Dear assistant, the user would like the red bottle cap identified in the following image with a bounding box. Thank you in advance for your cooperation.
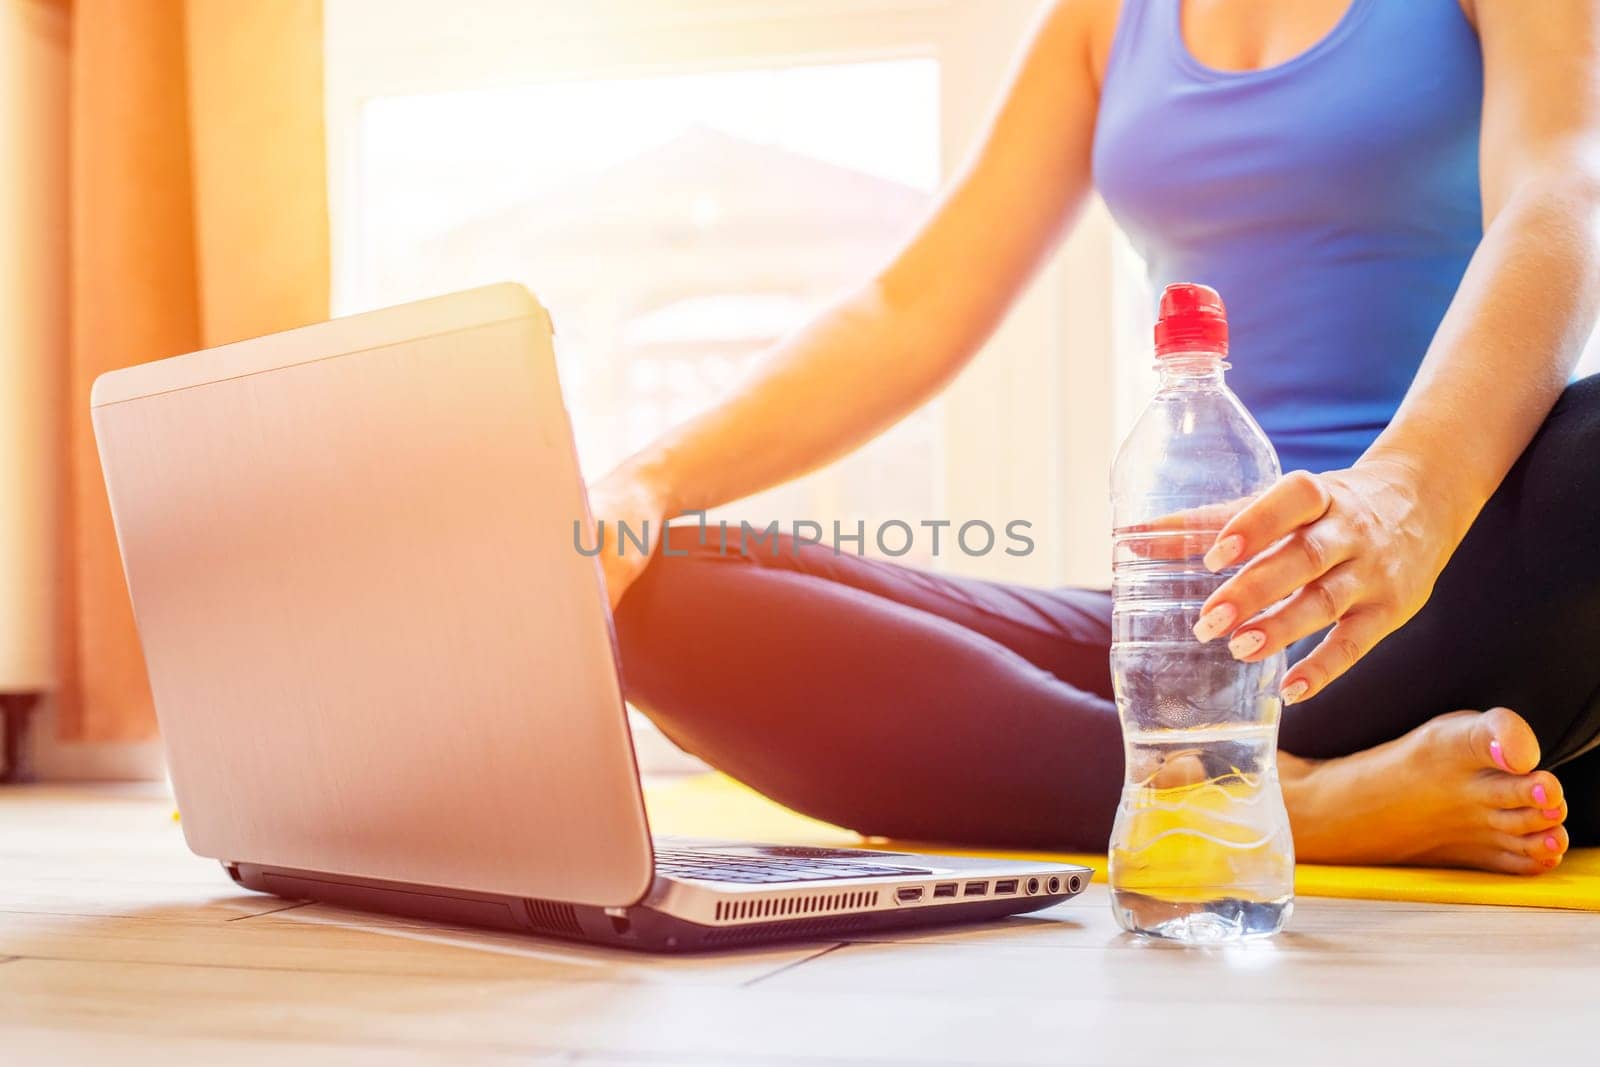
[1154,283,1228,357]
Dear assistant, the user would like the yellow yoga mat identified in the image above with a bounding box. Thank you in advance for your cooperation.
[645,773,1600,912]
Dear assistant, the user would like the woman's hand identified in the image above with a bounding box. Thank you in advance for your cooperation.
[1189,457,1471,705]
[585,465,671,609]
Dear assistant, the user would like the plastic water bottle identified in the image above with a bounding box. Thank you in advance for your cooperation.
[1108,283,1294,942]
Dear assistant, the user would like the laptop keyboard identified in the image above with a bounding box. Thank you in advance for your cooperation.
[655,847,934,884]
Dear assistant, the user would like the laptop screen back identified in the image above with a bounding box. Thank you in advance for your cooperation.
[91,285,653,906]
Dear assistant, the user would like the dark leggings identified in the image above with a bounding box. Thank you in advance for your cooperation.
[615,376,1600,850]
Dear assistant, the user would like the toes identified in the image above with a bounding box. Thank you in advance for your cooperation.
[1526,770,1565,814]
[1481,850,1549,876]
[1496,826,1569,868]
[1542,825,1571,863]
[1474,707,1541,773]
[1479,768,1566,812]
[1489,805,1566,835]
[1449,843,1548,875]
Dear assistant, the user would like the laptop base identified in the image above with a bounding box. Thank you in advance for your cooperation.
[228,861,1078,953]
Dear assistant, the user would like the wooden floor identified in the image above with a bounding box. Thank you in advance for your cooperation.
[4,785,1599,1066]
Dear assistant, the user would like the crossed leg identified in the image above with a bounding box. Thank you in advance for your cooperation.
[614,380,1600,870]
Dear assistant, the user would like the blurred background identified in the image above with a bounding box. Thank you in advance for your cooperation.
[5,0,1597,780]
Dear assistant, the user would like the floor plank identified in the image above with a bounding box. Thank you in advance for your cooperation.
[761,926,1600,1005]
[2,954,1584,1066]
[4,783,1599,1066]
[0,1023,577,1066]
[0,911,833,985]
[857,885,1600,956]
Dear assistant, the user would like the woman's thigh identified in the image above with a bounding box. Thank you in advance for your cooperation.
[613,528,1123,849]
[705,530,1115,695]
[1281,375,1600,767]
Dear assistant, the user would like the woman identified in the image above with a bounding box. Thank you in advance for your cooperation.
[592,0,1600,874]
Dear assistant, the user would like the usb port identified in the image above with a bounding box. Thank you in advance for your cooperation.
[932,882,958,899]
[963,881,988,897]
[896,886,925,903]
[993,879,1019,895]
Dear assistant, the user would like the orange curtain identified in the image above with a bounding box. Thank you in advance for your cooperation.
[61,0,330,741]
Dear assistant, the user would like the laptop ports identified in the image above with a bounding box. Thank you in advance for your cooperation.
[896,886,926,903]
[963,881,988,897]
[993,879,1019,895]
[933,882,958,899]
[1047,876,1061,894]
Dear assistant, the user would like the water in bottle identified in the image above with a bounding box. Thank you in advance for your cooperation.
[1108,283,1294,942]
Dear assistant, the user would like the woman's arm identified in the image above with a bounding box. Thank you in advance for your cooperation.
[591,0,1103,602]
[1369,0,1600,522]
[1194,0,1600,704]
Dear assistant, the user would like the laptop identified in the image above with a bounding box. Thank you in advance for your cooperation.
[91,283,1090,951]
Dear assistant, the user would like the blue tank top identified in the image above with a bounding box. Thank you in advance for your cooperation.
[1093,0,1484,473]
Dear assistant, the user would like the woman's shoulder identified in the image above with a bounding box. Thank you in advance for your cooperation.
[1033,0,1126,91]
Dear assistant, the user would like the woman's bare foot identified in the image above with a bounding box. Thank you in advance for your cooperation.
[1280,707,1569,874]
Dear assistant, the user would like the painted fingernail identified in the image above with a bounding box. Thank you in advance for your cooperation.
[1543,858,1558,869]
[1545,835,1560,853]
[1281,680,1310,705]
[1533,784,1548,806]
[1192,603,1237,643]
[1543,808,1563,820]
[1227,629,1265,659]
[1489,738,1510,771]
[1204,535,1244,572]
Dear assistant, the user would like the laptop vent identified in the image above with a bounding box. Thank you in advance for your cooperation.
[524,897,584,937]
[702,912,882,946]
[713,889,879,923]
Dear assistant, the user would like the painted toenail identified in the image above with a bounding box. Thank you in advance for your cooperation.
[1543,808,1562,820]
[1489,738,1510,771]
[1545,835,1559,852]
[1543,858,1557,869]
[1533,784,1548,806]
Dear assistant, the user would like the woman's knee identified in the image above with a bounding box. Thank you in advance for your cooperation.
[1491,373,1600,538]
[1538,372,1600,461]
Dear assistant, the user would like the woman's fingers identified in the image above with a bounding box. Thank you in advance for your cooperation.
[1121,527,1212,562]
[1219,562,1362,662]
[1195,517,1351,641]
[1140,497,1254,533]
[1203,471,1333,572]
[1126,497,1254,561]
[1282,609,1391,704]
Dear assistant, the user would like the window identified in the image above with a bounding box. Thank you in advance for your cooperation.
[342,59,946,560]
[325,0,1123,587]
